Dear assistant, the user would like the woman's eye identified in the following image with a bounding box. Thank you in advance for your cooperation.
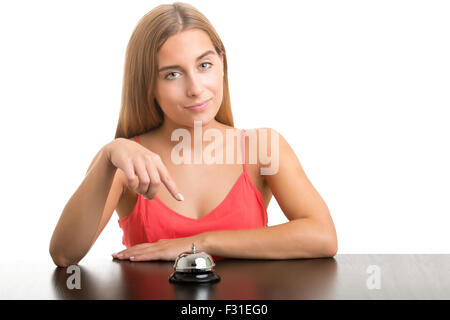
[165,72,179,80]
[200,62,212,70]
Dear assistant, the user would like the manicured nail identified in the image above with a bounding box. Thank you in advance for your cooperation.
[176,193,184,201]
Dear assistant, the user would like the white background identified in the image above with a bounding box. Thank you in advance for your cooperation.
[1,0,449,265]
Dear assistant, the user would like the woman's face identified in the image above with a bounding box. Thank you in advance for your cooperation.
[154,29,224,128]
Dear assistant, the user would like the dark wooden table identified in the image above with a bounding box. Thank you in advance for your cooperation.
[1,255,449,299]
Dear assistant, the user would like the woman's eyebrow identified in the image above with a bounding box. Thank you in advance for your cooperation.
[158,50,215,73]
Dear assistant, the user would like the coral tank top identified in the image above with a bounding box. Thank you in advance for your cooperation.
[117,129,268,260]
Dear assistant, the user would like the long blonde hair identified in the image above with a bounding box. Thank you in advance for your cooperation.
[114,2,234,139]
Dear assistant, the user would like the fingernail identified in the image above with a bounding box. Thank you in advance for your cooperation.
[176,193,184,201]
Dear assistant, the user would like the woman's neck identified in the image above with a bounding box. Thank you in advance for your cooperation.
[157,118,230,146]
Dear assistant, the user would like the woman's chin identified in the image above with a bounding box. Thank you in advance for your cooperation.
[185,111,217,125]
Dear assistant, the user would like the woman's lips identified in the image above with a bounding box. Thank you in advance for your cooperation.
[184,98,211,111]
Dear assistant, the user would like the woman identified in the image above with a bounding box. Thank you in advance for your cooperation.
[49,2,337,267]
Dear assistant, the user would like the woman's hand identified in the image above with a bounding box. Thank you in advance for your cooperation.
[111,236,201,261]
[104,138,183,201]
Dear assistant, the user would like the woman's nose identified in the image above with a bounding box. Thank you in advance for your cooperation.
[186,74,204,97]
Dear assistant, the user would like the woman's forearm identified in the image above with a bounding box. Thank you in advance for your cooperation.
[200,218,337,259]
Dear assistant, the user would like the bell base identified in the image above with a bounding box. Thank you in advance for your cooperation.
[169,271,221,284]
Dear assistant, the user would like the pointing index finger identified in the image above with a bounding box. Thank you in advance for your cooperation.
[156,164,184,201]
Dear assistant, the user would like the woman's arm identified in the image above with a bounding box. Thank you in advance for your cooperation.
[200,128,338,259]
[200,219,336,259]
[49,146,124,267]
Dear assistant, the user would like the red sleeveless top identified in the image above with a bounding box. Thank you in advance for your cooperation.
[117,129,268,259]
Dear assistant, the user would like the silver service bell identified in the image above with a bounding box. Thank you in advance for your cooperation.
[168,243,221,283]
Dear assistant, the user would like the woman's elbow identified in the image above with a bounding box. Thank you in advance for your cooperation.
[323,220,338,257]
[325,235,338,257]
[314,232,338,258]
[49,248,80,268]
[50,254,70,268]
[327,241,338,257]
